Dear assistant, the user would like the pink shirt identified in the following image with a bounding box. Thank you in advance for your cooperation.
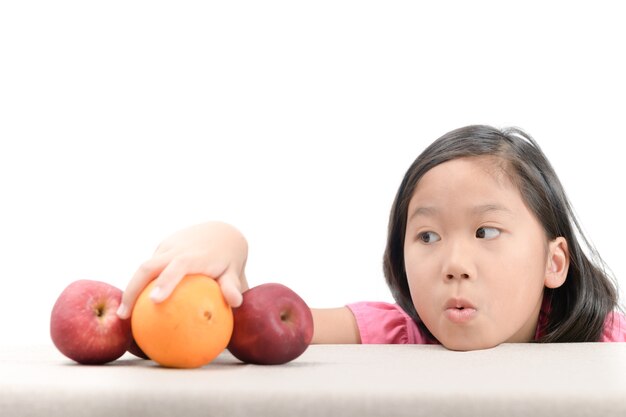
[346,301,626,344]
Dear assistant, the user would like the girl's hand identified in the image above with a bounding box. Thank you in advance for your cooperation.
[116,221,249,319]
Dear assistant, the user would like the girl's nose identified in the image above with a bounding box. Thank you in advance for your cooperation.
[446,272,471,280]
[443,241,474,281]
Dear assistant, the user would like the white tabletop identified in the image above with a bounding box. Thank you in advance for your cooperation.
[1,343,625,417]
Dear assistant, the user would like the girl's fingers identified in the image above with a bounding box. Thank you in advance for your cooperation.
[148,253,229,303]
[117,253,171,319]
[217,270,244,308]
[118,250,243,320]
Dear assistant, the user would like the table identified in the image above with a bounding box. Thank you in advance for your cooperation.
[1,343,625,417]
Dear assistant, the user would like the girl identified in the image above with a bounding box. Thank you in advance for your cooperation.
[116,125,625,350]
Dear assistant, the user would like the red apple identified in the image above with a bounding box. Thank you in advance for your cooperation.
[126,317,150,359]
[227,283,314,365]
[127,336,150,360]
[50,280,132,364]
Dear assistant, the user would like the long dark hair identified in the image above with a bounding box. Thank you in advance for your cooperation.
[383,125,619,342]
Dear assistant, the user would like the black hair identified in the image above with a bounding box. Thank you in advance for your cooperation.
[383,125,619,342]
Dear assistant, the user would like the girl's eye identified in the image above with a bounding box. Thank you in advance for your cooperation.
[476,227,500,239]
[418,231,441,244]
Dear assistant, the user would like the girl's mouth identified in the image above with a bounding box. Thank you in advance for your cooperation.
[444,307,478,324]
[444,298,478,324]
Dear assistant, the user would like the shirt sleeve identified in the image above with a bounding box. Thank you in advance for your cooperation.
[600,311,626,342]
[346,301,434,344]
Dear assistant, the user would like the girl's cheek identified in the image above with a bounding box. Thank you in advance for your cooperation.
[405,262,432,291]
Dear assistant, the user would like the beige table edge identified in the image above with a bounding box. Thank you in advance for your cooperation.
[2,343,625,417]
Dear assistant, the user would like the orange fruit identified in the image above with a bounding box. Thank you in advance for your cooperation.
[131,274,233,368]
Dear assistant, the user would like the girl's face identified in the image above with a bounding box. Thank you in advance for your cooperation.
[404,156,566,350]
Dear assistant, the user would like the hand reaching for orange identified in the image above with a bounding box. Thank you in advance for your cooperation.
[117,222,249,320]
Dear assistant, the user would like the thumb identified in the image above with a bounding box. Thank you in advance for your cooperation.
[217,270,244,308]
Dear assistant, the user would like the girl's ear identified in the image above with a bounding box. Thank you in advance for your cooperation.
[544,237,569,289]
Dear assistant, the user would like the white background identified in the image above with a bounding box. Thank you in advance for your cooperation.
[1,1,624,346]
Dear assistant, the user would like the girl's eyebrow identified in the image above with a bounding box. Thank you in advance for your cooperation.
[409,206,438,220]
[471,204,513,216]
[409,204,512,221]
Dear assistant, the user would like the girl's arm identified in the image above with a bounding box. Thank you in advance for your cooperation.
[311,307,361,344]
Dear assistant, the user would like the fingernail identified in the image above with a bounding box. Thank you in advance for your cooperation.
[117,304,129,318]
[150,286,162,302]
